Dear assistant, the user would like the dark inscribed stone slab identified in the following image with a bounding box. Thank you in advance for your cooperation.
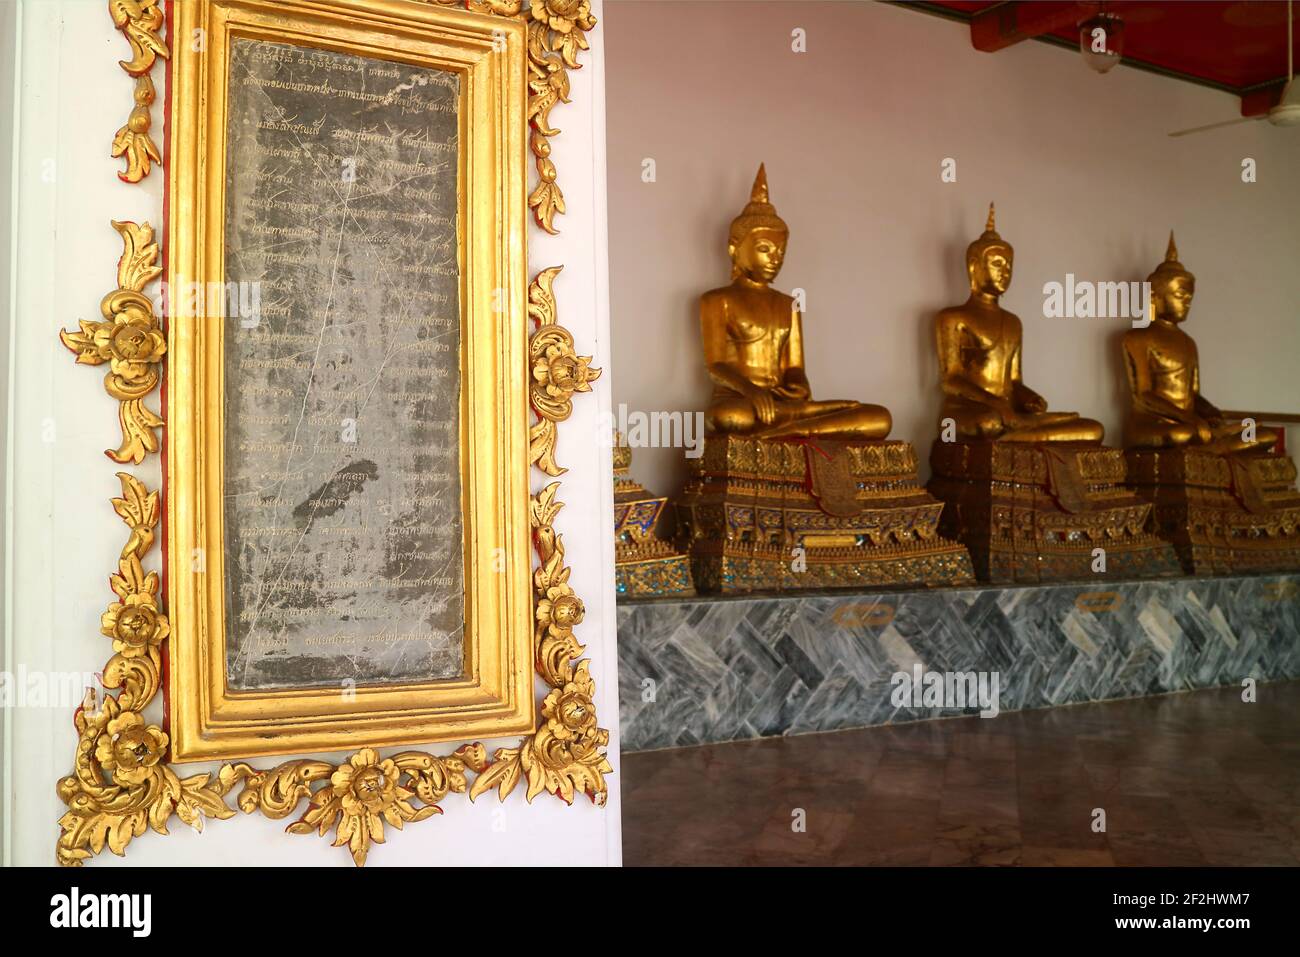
[221,38,464,691]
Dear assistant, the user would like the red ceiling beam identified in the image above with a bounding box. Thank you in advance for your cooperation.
[971,1,1100,53]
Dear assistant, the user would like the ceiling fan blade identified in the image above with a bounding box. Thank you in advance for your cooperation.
[1167,116,1265,137]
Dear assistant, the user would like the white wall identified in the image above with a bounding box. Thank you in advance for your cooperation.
[3,0,620,867]
[0,0,19,867]
[605,0,1300,497]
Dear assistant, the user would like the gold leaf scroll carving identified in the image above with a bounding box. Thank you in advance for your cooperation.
[59,220,166,465]
[470,482,612,805]
[528,265,601,475]
[56,474,238,866]
[108,0,168,183]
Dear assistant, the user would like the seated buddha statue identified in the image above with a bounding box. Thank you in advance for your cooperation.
[1122,233,1278,454]
[935,204,1104,444]
[700,164,891,441]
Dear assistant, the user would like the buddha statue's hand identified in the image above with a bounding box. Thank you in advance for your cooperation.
[1012,383,1047,414]
[773,378,810,401]
[1197,403,1225,428]
[746,386,779,426]
[1175,411,1216,444]
[993,397,1025,424]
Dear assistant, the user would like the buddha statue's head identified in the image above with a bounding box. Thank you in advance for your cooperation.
[1147,231,1195,324]
[728,163,789,284]
[966,203,1014,297]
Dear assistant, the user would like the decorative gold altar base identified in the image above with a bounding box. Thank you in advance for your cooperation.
[928,441,1181,584]
[675,435,974,594]
[1124,448,1300,575]
[614,442,695,597]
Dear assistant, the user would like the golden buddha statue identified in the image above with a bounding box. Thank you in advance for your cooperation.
[701,164,891,440]
[927,204,1179,583]
[679,164,974,593]
[935,204,1104,444]
[1123,233,1278,454]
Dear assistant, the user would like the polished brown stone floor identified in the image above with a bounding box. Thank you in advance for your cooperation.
[621,681,1300,866]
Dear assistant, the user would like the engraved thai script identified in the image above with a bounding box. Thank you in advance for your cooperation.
[258,114,326,136]
[222,38,465,691]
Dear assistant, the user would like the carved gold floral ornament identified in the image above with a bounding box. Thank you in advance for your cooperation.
[102,557,168,659]
[523,0,597,232]
[242,749,455,867]
[57,473,240,866]
[469,482,612,805]
[528,265,602,476]
[112,76,163,184]
[57,690,244,865]
[59,221,166,465]
[108,0,168,183]
[228,746,486,866]
[93,712,169,788]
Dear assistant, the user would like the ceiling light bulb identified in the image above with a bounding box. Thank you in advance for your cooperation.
[1079,12,1125,74]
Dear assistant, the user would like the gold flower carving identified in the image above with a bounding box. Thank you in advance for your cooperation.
[59,220,166,465]
[471,484,612,805]
[57,473,241,867]
[528,265,602,476]
[229,746,486,866]
[108,0,168,183]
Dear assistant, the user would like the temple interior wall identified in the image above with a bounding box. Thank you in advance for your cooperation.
[605,0,1300,497]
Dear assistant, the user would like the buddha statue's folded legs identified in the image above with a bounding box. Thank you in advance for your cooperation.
[707,394,891,440]
[941,396,1104,444]
[1126,410,1278,454]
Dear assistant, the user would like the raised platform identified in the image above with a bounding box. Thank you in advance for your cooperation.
[616,573,1300,752]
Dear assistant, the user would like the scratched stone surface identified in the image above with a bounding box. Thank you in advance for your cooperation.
[221,38,464,691]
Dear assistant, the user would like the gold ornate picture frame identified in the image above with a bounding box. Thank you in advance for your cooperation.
[167,0,534,761]
[56,0,608,867]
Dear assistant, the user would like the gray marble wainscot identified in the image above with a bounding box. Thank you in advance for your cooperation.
[615,575,1300,752]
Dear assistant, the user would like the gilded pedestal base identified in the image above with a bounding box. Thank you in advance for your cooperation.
[615,544,696,598]
[614,442,695,598]
[1125,448,1300,575]
[928,441,1181,584]
[676,435,974,594]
